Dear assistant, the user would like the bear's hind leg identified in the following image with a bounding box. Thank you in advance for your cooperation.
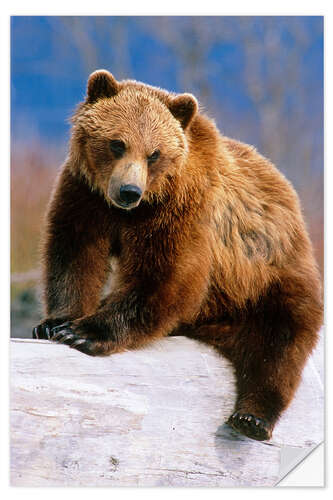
[227,282,321,440]
[185,280,322,441]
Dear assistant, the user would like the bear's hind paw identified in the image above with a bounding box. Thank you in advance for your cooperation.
[227,412,272,441]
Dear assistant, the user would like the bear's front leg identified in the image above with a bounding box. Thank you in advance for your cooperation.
[48,253,210,356]
[47,288,174,356]
[33,169,114,340]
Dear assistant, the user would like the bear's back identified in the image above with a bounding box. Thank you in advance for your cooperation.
[197,134,313,308]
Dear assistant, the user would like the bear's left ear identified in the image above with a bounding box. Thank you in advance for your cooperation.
[86,69,119,104]
[168,93,198,129]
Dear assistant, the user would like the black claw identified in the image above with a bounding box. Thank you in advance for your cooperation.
[56,333,76,344]
[51,322,72,335]
[52,328,74,341]
[45,326,51,339]
[70,338,87,347]
[71,339,95,356]
[33,324,46,339]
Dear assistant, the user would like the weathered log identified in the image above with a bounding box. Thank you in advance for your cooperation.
[10,334,323,486]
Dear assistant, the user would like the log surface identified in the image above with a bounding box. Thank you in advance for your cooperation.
[10,333,323,487]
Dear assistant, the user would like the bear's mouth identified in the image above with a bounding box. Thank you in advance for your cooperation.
[110,196,142,211]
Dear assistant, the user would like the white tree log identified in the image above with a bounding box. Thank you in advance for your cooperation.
[10,333,323,487]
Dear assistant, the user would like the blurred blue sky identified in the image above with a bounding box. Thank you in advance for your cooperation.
[11,16,323,161]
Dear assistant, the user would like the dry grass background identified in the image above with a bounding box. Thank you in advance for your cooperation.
[11,146,57,297]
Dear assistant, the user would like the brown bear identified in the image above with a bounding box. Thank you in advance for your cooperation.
[33,69,323,441]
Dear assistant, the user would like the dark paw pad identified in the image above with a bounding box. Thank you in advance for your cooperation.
[227,412,272,441]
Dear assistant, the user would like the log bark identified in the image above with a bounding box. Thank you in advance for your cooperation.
[10,333,323,487]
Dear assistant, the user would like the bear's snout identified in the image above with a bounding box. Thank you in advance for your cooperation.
[119,184,142,205]
[108,162,147,210]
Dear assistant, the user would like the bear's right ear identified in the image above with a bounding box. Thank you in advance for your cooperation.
[86,70,119,104]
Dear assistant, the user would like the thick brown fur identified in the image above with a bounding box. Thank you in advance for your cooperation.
[33,70,323,441]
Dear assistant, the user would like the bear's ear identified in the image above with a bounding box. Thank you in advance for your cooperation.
[168,93,198,129]
[86,69,119,104]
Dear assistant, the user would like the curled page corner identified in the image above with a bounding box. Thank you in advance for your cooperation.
[276,442,321,484]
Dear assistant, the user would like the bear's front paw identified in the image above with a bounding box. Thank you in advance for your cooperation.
[50,321,119,357]
[32,318,70,340]
[227,412,272,441]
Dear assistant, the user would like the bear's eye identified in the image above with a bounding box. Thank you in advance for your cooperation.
[109,140,126,158]
[147,150,160,164]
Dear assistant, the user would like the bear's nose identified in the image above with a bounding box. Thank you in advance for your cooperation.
[119,184,142,205]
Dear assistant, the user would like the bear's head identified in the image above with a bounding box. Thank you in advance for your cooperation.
[70,69,198,210]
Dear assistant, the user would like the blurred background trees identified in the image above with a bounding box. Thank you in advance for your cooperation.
[11,16,323,337]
